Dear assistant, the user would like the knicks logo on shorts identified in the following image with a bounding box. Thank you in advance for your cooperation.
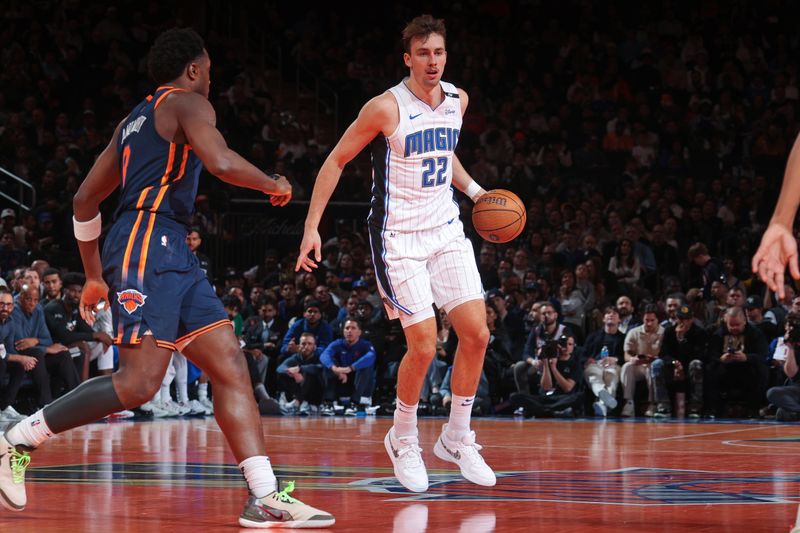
[117,289,147,314]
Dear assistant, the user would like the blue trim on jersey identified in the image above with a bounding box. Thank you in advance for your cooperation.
[382,137,390,237]
[368,227,413,316]
[402,78,449,112]
[449,186,460,209]
[365,137,411,316]
[379,140,411,315]
[367,135,387,227]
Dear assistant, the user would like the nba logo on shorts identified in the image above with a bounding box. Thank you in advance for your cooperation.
[117,289,147,314]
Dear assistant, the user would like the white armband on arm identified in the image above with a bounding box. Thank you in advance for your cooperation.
[73,212,102,242]
[464,180,483,202]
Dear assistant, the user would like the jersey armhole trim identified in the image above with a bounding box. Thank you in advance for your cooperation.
[384,90,402,140]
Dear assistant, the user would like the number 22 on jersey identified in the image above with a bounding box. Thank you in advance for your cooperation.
[421,157,448,188]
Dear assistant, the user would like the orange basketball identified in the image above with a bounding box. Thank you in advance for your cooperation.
[472,189,526,243]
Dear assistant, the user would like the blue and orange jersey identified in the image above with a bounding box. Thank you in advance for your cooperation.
[114,86,203,226]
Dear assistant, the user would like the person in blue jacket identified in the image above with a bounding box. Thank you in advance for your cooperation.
[320,317,376,413]
[276,332,323,414]
[279,300,333,363]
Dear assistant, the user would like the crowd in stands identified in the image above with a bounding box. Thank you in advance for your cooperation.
[4,1,800,421]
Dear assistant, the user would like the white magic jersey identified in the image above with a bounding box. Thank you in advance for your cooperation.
[367,78,462,232]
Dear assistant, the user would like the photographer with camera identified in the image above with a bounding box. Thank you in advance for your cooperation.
[509,334,582,418]
[765,311,800,421]
[706,306,769,418]
[515,302,573,397]
[620,304,664,417]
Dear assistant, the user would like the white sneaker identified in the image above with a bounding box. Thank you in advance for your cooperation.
[622,400,635,417]
[433,424,496,487]
[593,401,607,417]
[384,426,428,492]
[513,407,525,417]
[0,428,30,511]
[1,407,25,421]
[187,399,211,416]
[239,481,335,528]
[198,397,214,413]
[140,401,170,418]
[298,401,311,416]
[157,401,181,417]
[162,400,191,416]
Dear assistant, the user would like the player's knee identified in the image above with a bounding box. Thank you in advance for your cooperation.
[461,324,490,352]
[209,346,250,385]
[116,372,161,406]
[406,340,437,361]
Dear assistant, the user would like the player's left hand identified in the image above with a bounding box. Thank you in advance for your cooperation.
[752,222,800,298]
[80,277,110,326]
[295,228,321,272]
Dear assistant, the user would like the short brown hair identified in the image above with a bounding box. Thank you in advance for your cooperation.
[402,14,446,53]
[687,242,709,261]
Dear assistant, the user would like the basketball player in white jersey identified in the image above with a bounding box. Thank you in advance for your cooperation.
[296,14,495,492]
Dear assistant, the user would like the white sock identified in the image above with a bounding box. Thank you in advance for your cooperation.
[198,382,209,401]
[161,357,176,402]
[6,410,54,448]
[447,394,474,440]
[393,399,418,438]
[160,383,172,403]
[239,455,277,498]
[173,353,189,404]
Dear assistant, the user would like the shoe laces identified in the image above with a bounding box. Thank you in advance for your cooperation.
[395,435,423,468]
[10,448,30,484]
[454,431,485,466]
[275,480,300,504]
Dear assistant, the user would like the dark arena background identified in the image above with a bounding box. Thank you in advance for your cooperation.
[3,0,800,531]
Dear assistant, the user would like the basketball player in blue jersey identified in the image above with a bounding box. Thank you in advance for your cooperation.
[0,28,334,528]
[297,15,496,492]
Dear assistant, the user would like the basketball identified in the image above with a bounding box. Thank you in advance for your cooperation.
[471,189,526,243]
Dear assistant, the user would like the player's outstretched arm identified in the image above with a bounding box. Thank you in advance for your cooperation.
[175,92,291,206]
[295,95,394,272]
[752,133,800,297]
[73,120,126,324]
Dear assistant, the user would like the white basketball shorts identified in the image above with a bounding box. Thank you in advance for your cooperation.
[368,218,484,327]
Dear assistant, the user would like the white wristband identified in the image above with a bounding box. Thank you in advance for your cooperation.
[73,212,102,241]
[464,181,483,202]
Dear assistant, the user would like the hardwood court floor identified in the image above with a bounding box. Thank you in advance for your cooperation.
[2,415,800,532]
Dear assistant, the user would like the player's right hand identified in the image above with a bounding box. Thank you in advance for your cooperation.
[268,175,292,207]
[295,228,321,272]
[80,277,110,326]
[751,223,800,299]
